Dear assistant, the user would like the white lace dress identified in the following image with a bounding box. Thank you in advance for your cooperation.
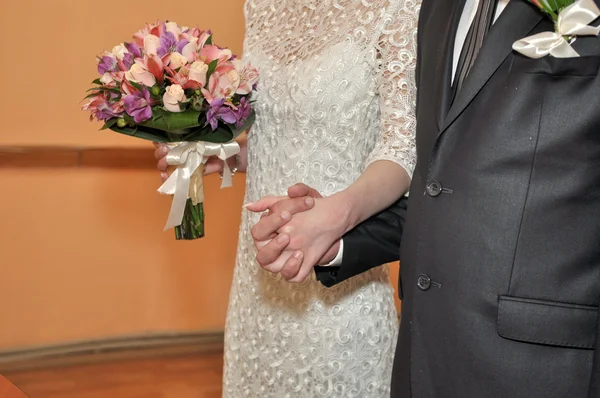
[223,1,419,396]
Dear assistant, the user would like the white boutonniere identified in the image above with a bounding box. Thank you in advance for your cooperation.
[513,0,600,58]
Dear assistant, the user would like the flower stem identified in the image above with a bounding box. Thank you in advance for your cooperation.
[173,199,205,240]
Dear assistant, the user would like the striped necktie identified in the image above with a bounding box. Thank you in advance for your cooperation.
[453,0,499,93]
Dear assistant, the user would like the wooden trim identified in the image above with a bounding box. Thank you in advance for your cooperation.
[0,146,156,169]
[0,331,224,372]
[0,375,28,398]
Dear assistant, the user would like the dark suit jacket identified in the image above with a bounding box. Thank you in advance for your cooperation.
[315,1,600,397]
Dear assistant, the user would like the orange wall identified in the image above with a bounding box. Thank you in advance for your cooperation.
[0,169,245,349]
[0,0,246,147]
[0,0,247,350]
[0,0,400,351]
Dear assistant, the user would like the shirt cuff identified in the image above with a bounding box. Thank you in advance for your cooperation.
[322,239,343,267]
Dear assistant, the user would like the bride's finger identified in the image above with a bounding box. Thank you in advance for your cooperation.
[256,233,290,268]
[261,250,294,274]
[244,196,286,212]
[254,238,271,250]
[157,157,169,172]
[203,157,224,175]
[154,144,169,160]
[269,196,314,218]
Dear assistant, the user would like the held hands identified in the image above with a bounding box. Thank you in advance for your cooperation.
[247,184,347,283]
[153,135,248,182]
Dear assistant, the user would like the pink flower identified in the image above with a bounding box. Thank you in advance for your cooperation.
[149,22,166,38]
[162,84,187,113]
[110,44,129,60]
[166,65,202,90]
[169,52,188,70]
[81,92,122,121]
[117,53,135,72]
[202,69,240,103]
[165,22,182,38]
[125,55,164,87]
[112,98,125,114]
[145,54,165,85]
[100,73,115,86]
[181,29,211,48]
[125,60,156,87]
[200,45,232,65]
[188,61,209,87]
[233,60,259,95]
[120,77,137,96]
[181,40,199,62]
[144,34,161,56]
[133,22,163,46]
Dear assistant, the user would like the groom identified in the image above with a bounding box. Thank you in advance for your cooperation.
[249,0,600,397]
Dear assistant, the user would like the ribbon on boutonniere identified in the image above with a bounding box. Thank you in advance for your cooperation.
[513,0,600,58]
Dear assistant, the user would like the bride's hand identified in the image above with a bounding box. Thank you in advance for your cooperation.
[154,135,248,182]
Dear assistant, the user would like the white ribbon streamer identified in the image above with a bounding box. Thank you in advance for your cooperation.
[158,141,240,230]
[513,0,600,59]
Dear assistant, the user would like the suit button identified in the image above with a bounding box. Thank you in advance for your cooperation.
[426,180,443,197]
[417,274,432,291]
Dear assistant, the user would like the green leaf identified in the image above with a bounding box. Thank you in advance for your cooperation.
[138,109,203,132]
[206,59,219,80]
[91,78,103,85]
[181,110,255,143]
[85,86,120,94]
[108,124,171,142]
[103,110,256,145]
[205,35,213,46]
[83,92,101,100]
[100,118,119,130]
[180,125,233,143]
[231,110,256,139]
[129,80,144,91]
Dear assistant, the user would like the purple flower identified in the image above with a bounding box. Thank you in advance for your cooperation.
[206,98,237,130]
[234,98,252,127]
[96,101,120,121]
[124,88,153,123]
[121,53,135,70]
[125,42,142,58]
[177,39,189,54]
[98,56,117,75]
[158,32,178,57]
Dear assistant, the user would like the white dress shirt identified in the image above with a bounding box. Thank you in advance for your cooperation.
[327,0,511,267]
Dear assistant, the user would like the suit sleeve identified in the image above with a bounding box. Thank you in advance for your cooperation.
[314,196,407,288]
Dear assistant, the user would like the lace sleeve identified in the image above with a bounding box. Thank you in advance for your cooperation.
[365,0,420,178]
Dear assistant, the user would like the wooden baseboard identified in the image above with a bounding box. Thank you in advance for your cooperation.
[0,331,224,373]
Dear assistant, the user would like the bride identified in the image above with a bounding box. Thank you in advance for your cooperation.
[155,0,418,396]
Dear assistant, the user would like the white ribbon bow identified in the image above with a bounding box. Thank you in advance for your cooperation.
[513,0,600,59]
[158,141,240,230]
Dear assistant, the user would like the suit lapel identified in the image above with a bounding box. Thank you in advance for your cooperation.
[438,0,543,135]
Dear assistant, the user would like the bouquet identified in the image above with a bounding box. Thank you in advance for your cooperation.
[82,21,259,240]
